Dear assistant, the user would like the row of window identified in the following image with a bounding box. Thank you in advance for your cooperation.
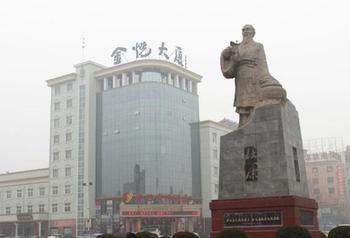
[54,115,73,128]
[3,202,71,215]
[53,150,73,161]
[52,167,72,178]
[53,132,73,144]
[3,204,46,215]
[311,166,334,175]
[51,184,72,195]
[54,83,73,96]
[313,187,335,195]
[102,71,197,94]
[54,99,73,112]
[312,177,334,184]
[2,187,46,199]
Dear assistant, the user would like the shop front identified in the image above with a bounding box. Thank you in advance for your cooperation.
[0,213,48,237]
[120,204,201,236]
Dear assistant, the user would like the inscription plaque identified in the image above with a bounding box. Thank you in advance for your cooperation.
[224,211,282,227]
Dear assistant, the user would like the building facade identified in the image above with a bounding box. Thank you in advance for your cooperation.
[305,150,348,228]
[46,59,202,236]
[95,59,201,197]
[190,119,236,234]
[345,145,350,198]
[0,169,49,237]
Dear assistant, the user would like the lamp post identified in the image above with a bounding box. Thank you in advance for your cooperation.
[82,182,93,235]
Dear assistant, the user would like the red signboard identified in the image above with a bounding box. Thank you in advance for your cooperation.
[121,210,200,217]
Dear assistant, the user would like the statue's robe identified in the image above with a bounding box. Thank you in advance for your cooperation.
[221,40,279,113]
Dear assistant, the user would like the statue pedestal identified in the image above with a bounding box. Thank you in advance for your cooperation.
[210,196,320,238]
[212,101,321,237]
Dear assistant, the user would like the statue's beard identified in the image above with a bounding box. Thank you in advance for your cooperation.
[242,35,253,43]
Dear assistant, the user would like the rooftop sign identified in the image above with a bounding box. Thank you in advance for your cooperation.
[111,42,187,68]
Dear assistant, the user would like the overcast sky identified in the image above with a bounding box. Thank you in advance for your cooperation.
[0,0,349,173]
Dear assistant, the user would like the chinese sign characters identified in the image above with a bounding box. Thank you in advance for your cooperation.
[224,211,282,227]
[244,146,258,181]
[111,42,186,67]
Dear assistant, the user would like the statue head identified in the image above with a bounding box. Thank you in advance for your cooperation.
[242,24,255,39]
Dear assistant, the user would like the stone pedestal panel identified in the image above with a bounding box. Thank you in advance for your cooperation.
[219,101,309,199]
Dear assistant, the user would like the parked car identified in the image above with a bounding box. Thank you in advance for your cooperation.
[142,227,161,237]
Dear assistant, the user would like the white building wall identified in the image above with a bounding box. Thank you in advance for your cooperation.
[0,169,49,222]
[198,121,234,218]
[49,77,78,221]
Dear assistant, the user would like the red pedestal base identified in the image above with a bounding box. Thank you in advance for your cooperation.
[210,196,320,238]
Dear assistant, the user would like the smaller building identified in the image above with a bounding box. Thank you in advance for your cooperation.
[190,119,237,234]
[0,169,49,237]
[345,146,350,197]
[305,150,348,228]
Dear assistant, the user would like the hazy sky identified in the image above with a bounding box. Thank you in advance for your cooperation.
[0,0,349,173]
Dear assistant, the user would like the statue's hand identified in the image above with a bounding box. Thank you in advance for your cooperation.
[222,47,236,60]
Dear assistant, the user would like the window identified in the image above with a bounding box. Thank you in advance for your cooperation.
[16,206,22,214]
[327,166,334,172]
[6,190,11,199]
[66,116,72,126]
[27,205,33,213]
[212,132,217,144]
[312,178,319,185]
[54,118,60,129]
[328,187,335,194]
[214,184,219,193]
[28,188,33,197]
[313,188,320,195]
[54,102,60,112]
[65,167,72,177]
[39,204,45,213]
[214,166,219,176]
[127,73,133,85]
[53,152,59,161]
[53,169,58,178]
[52,204,58,213]
[327,177,334,184]
[39,187,45,196]
[53,135,60,144]
[64,203,71,212]
[65,150,72,159]
[312,167,318,175]
[66,99,73,108]
[213,149,218,159]
[67,83,73,92]
[65,185,71,194]
[107,78,113,89]
[66,132,72,143]
[54,86,60,96]
[52,186,58,195]
[63,227,73,236]
[6,207,11,215]
[17,189,22,198]
[117,75,122,87]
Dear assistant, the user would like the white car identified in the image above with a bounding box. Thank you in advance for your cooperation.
[142,227,161,237]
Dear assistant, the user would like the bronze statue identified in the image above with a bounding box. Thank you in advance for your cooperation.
[221,25,286,127]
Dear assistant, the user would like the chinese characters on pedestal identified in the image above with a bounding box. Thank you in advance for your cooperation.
[244,146,258,181]
[111,42,187,68]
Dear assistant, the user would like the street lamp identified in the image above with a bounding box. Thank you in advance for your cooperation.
[83,182,93,235]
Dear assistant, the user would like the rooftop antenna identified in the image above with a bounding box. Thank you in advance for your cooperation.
[81,37,86,62]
